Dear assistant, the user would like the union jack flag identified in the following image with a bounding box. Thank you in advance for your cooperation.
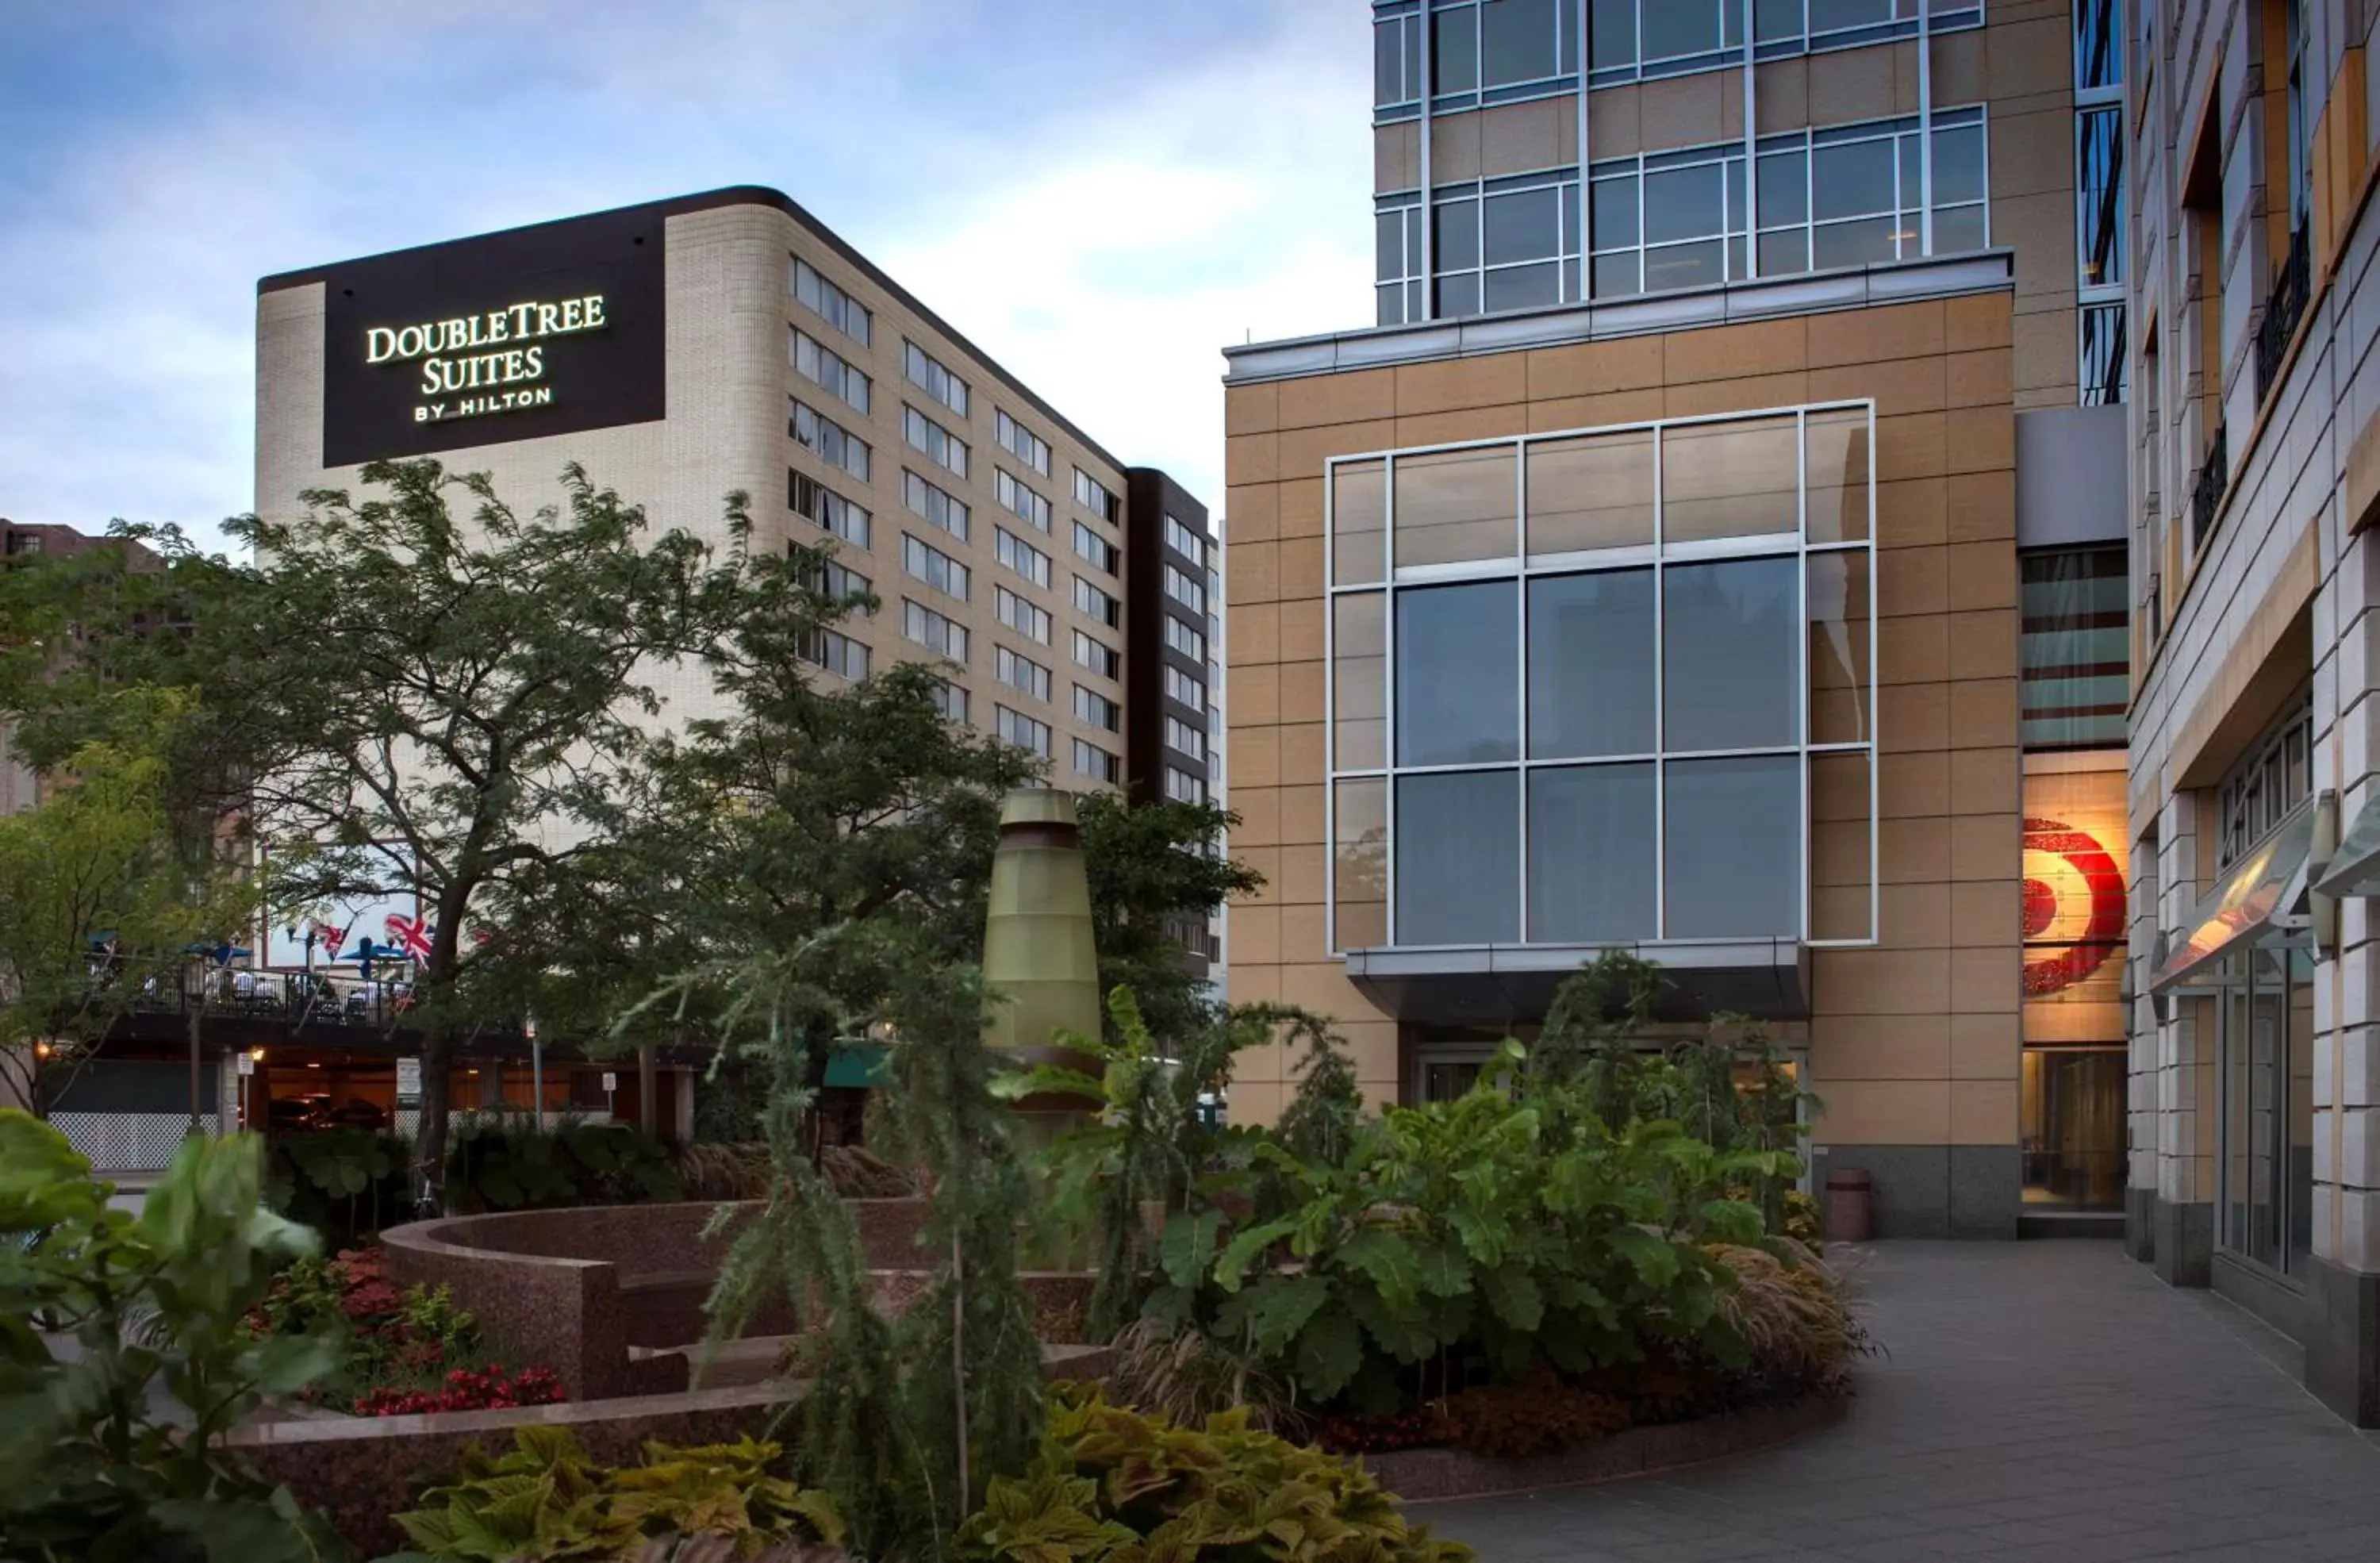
[386,913,435,960]
[313,922,349,958]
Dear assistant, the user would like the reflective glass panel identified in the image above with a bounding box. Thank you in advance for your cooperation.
[1805,406,1871,543]
[1589,0,1637,70]
[1484,186,1560,264]
[1661,415,1797,544]
[1756,150,1809,226]
[1811,139,1896,220]
[1398,770,1520,944]
[1808,751,1872,940]
[1484,263,1560,313]
[1663,556,1798,751]
[1480,0,1559,86]
[1527,427,1653,555]
[1934,204,1988,255]
[1331,460,1386,586]
[1642,0,1722,58]
[1436,273,1484,318]
[1933,123,1987,205]
[1643,162,1724,243]
[1664,755,1802,937]
[1396,580,1519,765]
[1806,550,1871,744]
[1335,593,1386,769]
[1394,444,1518,567]
[1530,570,1655,758]
[1757,228,1810,275]
[1644,240,1724,291]
[1592,252,1642,296]
[1335,778,1388,950]
[1592,174,1640,246]
[1530,764,1657,941]
[1435,198,1481,269]
[1434,6,1480,92]
[1812,217,1897,269]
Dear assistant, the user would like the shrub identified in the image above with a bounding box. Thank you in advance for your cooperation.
[354,1362,564,1416]
[268,1127,413,1248]
[392,1427,846,1561]
[444,1116,683,1212]
[952,1386,1471,1561]
[1708,1242,1869,1395]
[0,1111,348,1562]
[1104,1315,1296,1434]
[1439,1373,1630,1460]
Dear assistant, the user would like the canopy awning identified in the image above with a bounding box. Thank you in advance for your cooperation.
[2315,789,2380,897]
[1344,939,1810,1027]
[2149,803,2317,993]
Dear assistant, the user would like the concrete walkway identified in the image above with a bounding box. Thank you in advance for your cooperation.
[1423,1242,2380,1561]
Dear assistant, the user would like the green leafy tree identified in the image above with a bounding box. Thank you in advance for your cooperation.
[0,1111,348,1561]
[186,459,766,1206]
[0,692,251,1117]
[1073,793,1260,1043]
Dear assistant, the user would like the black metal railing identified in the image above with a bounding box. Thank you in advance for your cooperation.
[2255,220,2312,402]
[2191,421,2228,551]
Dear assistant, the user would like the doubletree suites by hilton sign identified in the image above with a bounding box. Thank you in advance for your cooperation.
[310,205,666,466]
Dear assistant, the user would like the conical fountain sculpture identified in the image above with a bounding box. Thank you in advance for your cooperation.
[982,787,1102,1136]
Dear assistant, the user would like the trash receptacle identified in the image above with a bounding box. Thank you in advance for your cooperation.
[1824,1167,1872,1242]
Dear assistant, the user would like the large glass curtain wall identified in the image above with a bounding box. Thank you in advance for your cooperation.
[1376,1,1986,116]
[1326,404,1878,953]
[2217,947,2315,1277]
[1381,106,1988,321]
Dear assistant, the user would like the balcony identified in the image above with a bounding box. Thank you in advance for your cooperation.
[2254,221,2311,404]
[2190,422,2228,551]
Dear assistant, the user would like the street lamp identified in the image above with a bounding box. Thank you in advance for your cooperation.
[524,1012,543,1131]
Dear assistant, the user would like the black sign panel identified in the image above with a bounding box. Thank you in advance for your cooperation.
[316,205,667,466]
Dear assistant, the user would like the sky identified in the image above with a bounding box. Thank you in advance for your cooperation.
[0,1,1376,554]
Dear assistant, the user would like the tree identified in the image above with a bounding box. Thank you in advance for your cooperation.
[198,459,761,1206]
[1074,793,1261,1044]
[0,692,251,1118]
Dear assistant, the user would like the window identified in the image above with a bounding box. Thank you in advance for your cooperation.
[1075,685,1120,732]
[1376,198,1427,325]
[901,600,968,662]
[996,645,1052,701]
[1073,575,1121,628]
[1163,562,1205,615]
[2019,549,2127,749]
[789,398,870,482]
[996,705,1050,757]
[791,329,869,413]
[793,547,872,610]
[1588,108,1987,298]
[2074,1,2127,405]
[902,534,969,601]
[2076,109,2124,291]
[2217,697,2314,870]
[1165,765,1205,804]
[1165,665,1206,710]
[996,585,1052,644]
[1074,739,1122,785]
[904,341,969,417]
[903,470,969,541]
[1431,171,1582,317]
[791,257,870,345]
[1374,7,1422,108]
[2080,305,2128,407]
[1165,715,1205,759]
[797,627,870,681]
[996,527,1052,588]
[2219,945,2314,1275]
[996,469,1054,532]
[1165,616,1205,660]
[1165,513,1205,563]
[996,409,1051,476]
[1073,468,1119,522]
[789,469,871,548]
[1587,0,1975,88]
[1326,405,1877,953]
[928,680,969,724]
[1073,630,1119,679]
[1073,520,1118,573]
[904,405,969,478]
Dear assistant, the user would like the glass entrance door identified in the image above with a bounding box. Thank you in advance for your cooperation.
[2021,1045,2125,1208]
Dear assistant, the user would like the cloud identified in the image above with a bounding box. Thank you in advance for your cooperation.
[0,0,1372,551]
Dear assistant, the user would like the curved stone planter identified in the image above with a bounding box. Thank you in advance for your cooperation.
[1365,1393,1851,1502]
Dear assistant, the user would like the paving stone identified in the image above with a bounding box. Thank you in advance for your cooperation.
[1416,1242,2380,1560]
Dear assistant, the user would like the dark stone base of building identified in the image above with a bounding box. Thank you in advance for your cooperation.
[2152,1200,2212,1288]
[2302,1254,2380,1427]
[1829,1145,2018,1238]
[2125,1188,2156,1262]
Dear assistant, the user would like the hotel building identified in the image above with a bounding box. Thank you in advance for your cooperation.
[1221,0,2135,1241]
[2128,0,2380,1422]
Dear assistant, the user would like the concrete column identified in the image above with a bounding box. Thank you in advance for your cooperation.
[2154,790,2214,1286]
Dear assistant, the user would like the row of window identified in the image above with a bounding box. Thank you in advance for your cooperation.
[1165,513,1207,565]
[996,645,1053,702]
[904,405,968,478]
[1076,685,1120,732]
[792,258,871,347]
[1074,520,1119,574]
[797,551,873,610]
[997,409,1051,476]
[1075,469,1120,523]
[1164,664,1206,711]
[789,470,872,549]
[1074,575,1119,629]
[1076,739,1122,785]
[903,600,967,662]
[1379,108,1987,322]
[996,585,1052,644]
[996,468,1052,532]
[996,705,1051,757]
[1163,562,1205,615]
[996,527,1051,588]
[797,627,870,682]
[903,470,969,542]
[1165,715,1206,760]
[1375,0,1982,112]
[792,328,870,415]
[1165,766,1206,804]
[790,397,870,482]
[902,533,969,601]
[1165,617,1205,660]
[905,341,969,418]
[1074,629,1121,680]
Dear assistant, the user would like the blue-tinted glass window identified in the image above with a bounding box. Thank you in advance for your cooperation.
[1398,770,1519,943]
[1396,581,1519,766]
